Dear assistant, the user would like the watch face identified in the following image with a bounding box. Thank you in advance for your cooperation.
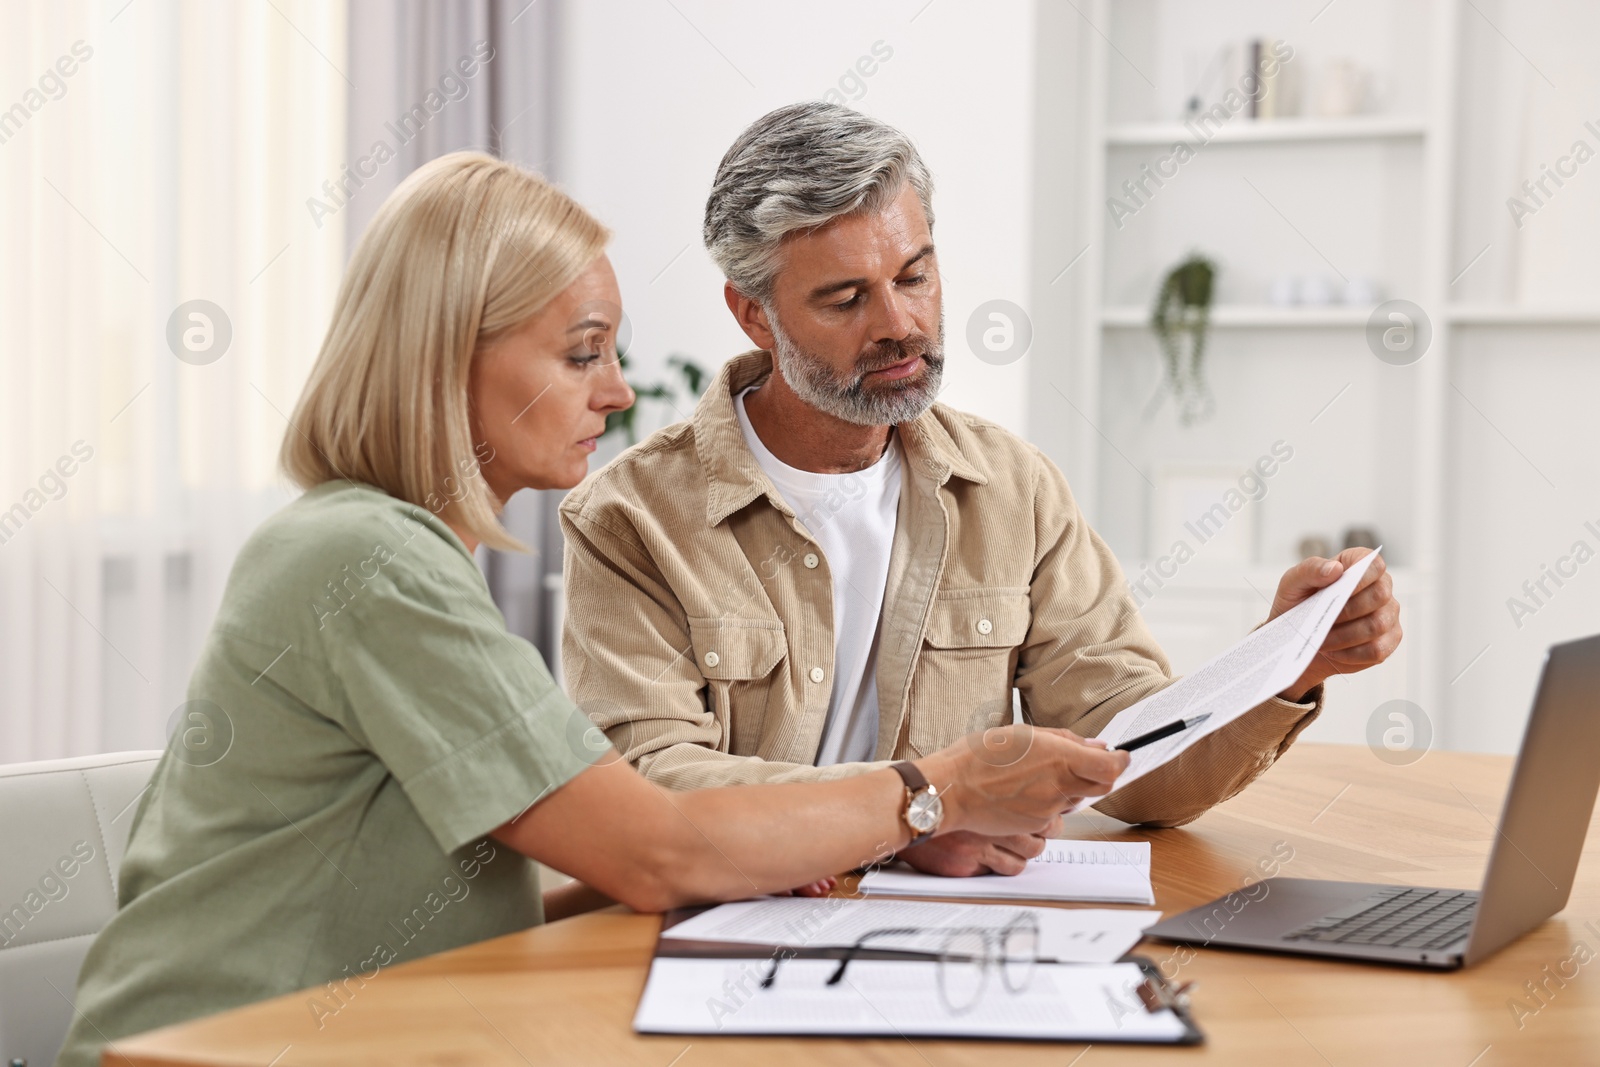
[907,789,943,834]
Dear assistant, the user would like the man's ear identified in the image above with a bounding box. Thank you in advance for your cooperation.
[725,281,777,351]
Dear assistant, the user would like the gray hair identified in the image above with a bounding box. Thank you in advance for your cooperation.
[703,102,935,300]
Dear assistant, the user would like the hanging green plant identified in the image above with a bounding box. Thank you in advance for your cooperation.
[1149,253,1217,426]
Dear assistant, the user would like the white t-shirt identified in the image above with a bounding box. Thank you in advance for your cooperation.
[734,387,903,766]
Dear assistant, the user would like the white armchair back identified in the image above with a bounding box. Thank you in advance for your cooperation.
[0,751,162,1067]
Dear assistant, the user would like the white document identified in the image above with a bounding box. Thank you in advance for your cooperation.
[662,896,1161,964]
[857,840,1154,905]
[634,957,1191,1041]
[1077,547,1384,811]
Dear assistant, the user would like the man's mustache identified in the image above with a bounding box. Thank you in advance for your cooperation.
[853,334,943,378]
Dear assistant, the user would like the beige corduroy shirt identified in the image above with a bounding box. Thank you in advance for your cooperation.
[559,351,1323,827]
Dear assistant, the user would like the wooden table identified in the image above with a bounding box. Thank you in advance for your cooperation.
[113,744,1600,1066]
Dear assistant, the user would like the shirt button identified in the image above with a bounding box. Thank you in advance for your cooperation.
[803,552,820,569]
[809,666,825,683]
[704,651,721,668]
[976,618,994,635]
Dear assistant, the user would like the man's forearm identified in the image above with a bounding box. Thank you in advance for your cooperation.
[637,741,894,791]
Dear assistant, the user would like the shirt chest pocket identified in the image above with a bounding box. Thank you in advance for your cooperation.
[907,590,1031,757]
[687,616,788,754]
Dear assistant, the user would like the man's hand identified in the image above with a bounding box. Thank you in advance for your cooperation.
[1271,547,1402,702]
[896,817,1064,877]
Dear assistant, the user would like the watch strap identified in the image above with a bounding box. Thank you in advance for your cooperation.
[890,760,930,793]
[890,761,936,847]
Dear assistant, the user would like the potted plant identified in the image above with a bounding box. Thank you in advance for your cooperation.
[1149,253,1217,426]
[603,354,710,446]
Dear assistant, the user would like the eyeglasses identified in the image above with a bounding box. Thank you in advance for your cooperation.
[758,913,1040,1015]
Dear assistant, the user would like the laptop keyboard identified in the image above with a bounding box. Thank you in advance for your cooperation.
[1282,887,1479,951]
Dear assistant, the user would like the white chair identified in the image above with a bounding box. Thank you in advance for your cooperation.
[0,751,162,1067]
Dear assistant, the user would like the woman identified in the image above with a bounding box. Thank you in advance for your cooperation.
[56,152,1126,1065]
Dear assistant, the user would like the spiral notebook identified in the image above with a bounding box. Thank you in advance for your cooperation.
[856,840,1154,905]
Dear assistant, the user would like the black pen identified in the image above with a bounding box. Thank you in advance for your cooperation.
[1113,713,1212,752]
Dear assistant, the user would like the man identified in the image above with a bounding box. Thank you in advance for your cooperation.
[559,102,1401,876]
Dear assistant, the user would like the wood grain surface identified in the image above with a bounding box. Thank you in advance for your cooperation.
[108,744,1600,1066]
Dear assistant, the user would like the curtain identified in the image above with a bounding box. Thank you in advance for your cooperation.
[0,0,349,762]
[344,0,566,671]
[1,0,565,763]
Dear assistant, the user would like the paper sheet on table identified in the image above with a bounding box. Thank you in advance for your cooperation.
[662,896,1161,964]
[857,840,1153,904]
[634,957,1192,1041]
[1077,547,1383,812]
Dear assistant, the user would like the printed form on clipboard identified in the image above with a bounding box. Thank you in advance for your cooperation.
[638,901,1202,1043]
[1073,547,1383,812]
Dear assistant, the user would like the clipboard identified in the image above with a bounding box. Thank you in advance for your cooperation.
[634,906,1205,1045]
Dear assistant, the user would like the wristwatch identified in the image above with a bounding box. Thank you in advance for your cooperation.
[890,761,944,847]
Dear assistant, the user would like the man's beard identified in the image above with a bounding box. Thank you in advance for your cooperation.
[767,311,945,427]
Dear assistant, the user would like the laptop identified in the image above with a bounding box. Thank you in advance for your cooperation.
[1144,633,1600,969]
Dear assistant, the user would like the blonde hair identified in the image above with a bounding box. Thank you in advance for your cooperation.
[281,151,609,550]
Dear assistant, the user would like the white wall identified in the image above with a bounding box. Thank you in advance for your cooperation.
[1443,0,1600,754]
[556,0,1600,757]
[551,0,1036,437]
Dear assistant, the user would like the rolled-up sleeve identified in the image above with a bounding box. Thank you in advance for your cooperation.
[326,560,605,852]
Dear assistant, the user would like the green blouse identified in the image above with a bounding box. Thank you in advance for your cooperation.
[56,482,602,1067]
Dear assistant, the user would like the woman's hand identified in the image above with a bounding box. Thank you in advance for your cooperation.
[916,724,1128,839]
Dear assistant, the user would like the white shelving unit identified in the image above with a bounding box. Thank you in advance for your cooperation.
[1448,304,1600,326]
[1105,114,1428,146]
[1027,0,1600,756]
[1101,302,1600,336]
[1062,0,1462,744]
[1101,304,1373,328]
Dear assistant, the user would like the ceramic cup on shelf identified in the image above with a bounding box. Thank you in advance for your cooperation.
[1342,526,1381,551]
[1299,275,1336,306]
[1315,59,1368,117]
[1343,275,1380,305]
[1298,535,1334,560]
[1268,275,1300,306]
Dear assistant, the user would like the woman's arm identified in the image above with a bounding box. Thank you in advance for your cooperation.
[541,879,617,922]
[493,725,1128,914]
